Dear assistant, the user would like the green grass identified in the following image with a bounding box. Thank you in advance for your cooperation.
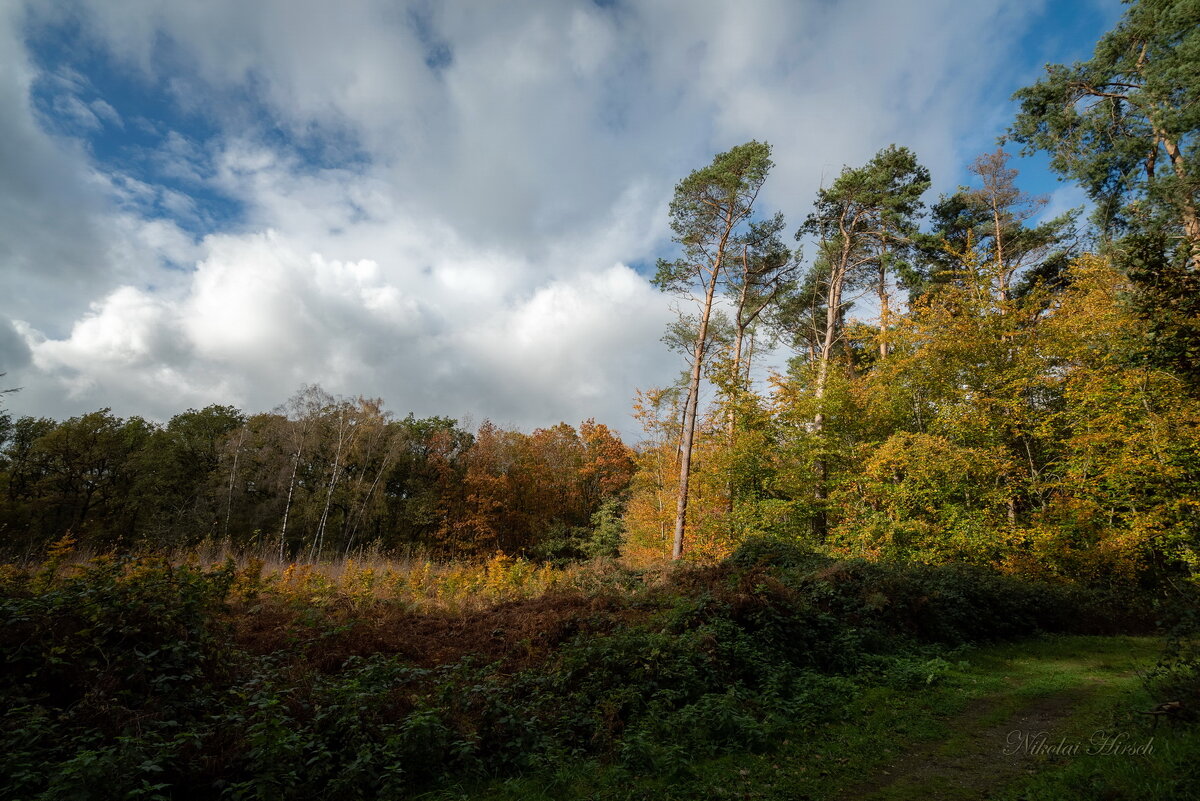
[433,635,1185,801]
[999,727,1200,801]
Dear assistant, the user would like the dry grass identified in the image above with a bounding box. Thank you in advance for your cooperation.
[30,534,663,614]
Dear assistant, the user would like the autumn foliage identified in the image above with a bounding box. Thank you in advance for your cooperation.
[626,248,1200,584]
[0,399,634,562]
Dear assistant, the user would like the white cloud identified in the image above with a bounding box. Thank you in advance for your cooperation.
[15,226,673,432]
[52,94,101,130]
[1,0,1123,437]
[0,3,197,341]
[90,97,122,127]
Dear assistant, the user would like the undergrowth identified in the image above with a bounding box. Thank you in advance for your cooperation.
[0,537,1161,800]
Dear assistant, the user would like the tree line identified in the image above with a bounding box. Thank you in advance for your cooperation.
[630,0,1199,581]
[0,386,634,560]
[1,0,1196,580]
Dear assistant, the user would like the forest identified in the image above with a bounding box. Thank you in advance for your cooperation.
[0,394,637,563]
[2,1,1199,799]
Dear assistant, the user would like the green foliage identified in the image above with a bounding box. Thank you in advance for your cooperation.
[0,394,637,561]
[781,144,929,354]
[726,536,833,571]
[1009,0,1200,248]
[799,144,929,250]
[0,550,1132,800]
[1120,230,1200,391]
[653,141,774,295]
[524,498,627,565]
[1146,587,1200,720]
[0,558,236,800]
[914,149,1079,301]
[586,498,626,560]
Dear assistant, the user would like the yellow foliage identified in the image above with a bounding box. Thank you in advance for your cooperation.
[205,549,580,613]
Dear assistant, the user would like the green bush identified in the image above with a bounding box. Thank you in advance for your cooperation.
[0,553,1150,799]
[0,558,236,799]
[726,535,833,571]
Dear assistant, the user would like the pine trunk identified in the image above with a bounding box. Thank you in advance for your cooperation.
[672,272,720,561]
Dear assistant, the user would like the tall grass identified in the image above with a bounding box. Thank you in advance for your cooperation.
[19,534,653,614]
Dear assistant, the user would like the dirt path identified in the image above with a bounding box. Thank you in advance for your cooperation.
[818,637,1166,801]
[842,681,1106,800]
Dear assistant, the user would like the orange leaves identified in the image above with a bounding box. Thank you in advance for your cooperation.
[438,419,636,556]
[579,419,636,502]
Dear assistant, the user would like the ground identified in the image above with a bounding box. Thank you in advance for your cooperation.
[447,635,1193,801]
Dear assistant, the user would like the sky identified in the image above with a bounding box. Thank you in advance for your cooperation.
[0,0,1123,440]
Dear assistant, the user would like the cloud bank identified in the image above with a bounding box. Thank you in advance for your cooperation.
[0,0,1120,437]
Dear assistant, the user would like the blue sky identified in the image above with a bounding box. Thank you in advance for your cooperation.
[0,0,1123,437]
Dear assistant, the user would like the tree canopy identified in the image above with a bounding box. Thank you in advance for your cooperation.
[1010,0,1200,263]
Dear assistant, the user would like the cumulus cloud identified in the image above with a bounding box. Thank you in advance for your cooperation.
[0,4,198,340]
[0,0,1121,437]
[16,228,672,429]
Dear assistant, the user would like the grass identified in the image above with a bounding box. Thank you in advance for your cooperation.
[28,533,656,613]
[437,635,1180,801]
[1000,726,1200,801]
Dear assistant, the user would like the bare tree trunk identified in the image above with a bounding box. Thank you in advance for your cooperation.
[744,329,756,385]
[814,236,850,431]
[732,324,746,393]
[1159,134,1200,268]
[312,407,351,561]
[810,230,851,541]
[729,250,752,445]
[730,317,747,438]
[345,449,392,557]
[1133,36,1199,267]
[877,250,890,360]
[342,414,387,556]
[726,320,746,519]
[279,441,302,561]
[992,193,1008,300]
[223,429,246,539]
